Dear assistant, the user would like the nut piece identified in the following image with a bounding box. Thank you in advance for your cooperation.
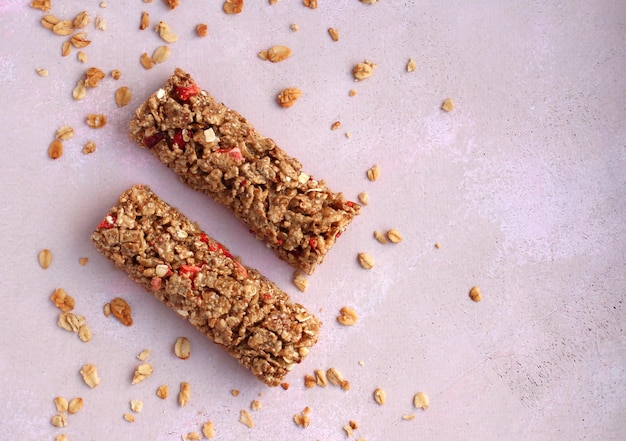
[115,86,132,107]
[110,297,133,326]
[386,229,403,243]
[223,0,243,14]
[277,88,302,108]
[469,286,482,302]
[337,306,358,326]
[86,114,107,129]
[140,52,153,70]
[196,23,208,37]
[239,409,254,428]
[293,271,309,292]
[48,140,63,160]
[353,60,376,81]
[156,385,169,399]
[178,382,191,406]
[357,252,374,270]
[54,396,68,413]
[406,58,416,72]
[140,11,150,30]
[314,369,327,387]
[303,0,317,8]
[132,363,154,384]
[201,421,215,439]
[68,397,83,414]
[413,392,429,409]
[326,368,344,387]
[373,387,386,405]
[130,400,143,413]
[152,45,171,64]
[55,126,74,141]
[358,192,369,205]
[80,364,100,388]
[174,336,191,360]
[266,45,291,63]
[328,27,339,41]
[441,98,455,112]
[38,249,52,269]
[366,164,380,181]
[51,414,67,428]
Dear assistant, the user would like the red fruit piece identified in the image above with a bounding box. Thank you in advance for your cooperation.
[172,130,185,148]
[97,216,116,229]
[215,146,244,162]
[174,84,201,100]
[142,132,166,148]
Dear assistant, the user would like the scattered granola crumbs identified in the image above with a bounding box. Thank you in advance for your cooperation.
[123,413,135,423]
[140,52,153,69]
[326,368,344,387]
[357,252,374,270]
[304,374,316,388]
[55,126,74,141]
[83,141,96,154]
[353,60,376,81]
[374,230,387,244]
[386,229,403,243]
[337,306,358,326]
[137,349,151,361]
[366,164,380,181]
[293,271,309,292]
[38,249,52,269]
[36,68,49,77]
[77,51,87,63]
[130,400,143,413]
[178,382,191,406]
[115,86,132,107]
[132,363,154,384]
[140,11,150,30]
[269,0,279,4]
[80,363,100,388]
[110,69,121,80]
[68,397,83,414]
[239,409,254,428]
[314,369,327,387]
[174,336,191,359]
[163,0,179,8]
[48,140,63,159]
[86,114,107,128]
[103,302,111,317]
[349,89,357,97]
[413,392,429,409]
[343,425,354,437]
[201,421,215,439]
[402,414,416,420]
[184,432,202,441]
[72,80,87,100]
[85,67,105,88]
[469,286,482,302]
[223,0,243,14]
[341,380,351,391]
[156,385,169,399]
[434,242,441,249]
[328,27,339,41]
[280,382,290,390]
[51,414,68,428]
[54,396,69,413]
[30,0,51,12]
[73,11,90,29]
[55,434,68,441]
[264,45,291,63]
[95,15,106,31]
[441,98,455,112]
[373,387,386,405]
[41,14,59,30]
[358,192,369,205]
[61,41,71,58]
[303,0,317,9]
[78,257,89,266]
[406,58,416,72]
[231,389,240,397]
[196,23,208,37]
[70,33,90,48]
[110,297,133,326]
[78,324,92,342]
[349,420,359,430]
[331,121,341,130]
[290,23,299,31]
[52,20,74,36]
[293,409,311,428]
[277,87,302,108]
[58,311,85,332]
[152,45,171,64]
[155,21,179,43]
[250,399,262,411]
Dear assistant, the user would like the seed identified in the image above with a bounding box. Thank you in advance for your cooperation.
[277,87,302,108]
[328,27,339,41]
[55,126,74,141]
[174,336,191,360]
[38,249,52,269]
[353,60,376,81]
[115,86,132,107]
[86,114,107,129]
[266,45,291,63]
[132,363,153,384]
[293,271,309,292]
[386,229,403,243]
[337,306,358,326]
[366,164,380,181]
[406,58,416,72]
[196,23,208,37]
[304,374,316,388]
[36,68,49,76]
[53,396,68,413]
[469,286,482,302]
[239,409,254,428]
[51,414,67,428]
[80,363,100,388]
[72,80,87,100]
[357,252,374,270]
[178,382,191,406]
[41,14,59,29]
[314,369,327,387]
[152,45,171,64]
[52,20,74,36]
[358,192,369,205]
[156,385,169,399]
[130,400,143,413]
[68,397,83,414]
[441,98,455,112]
[326,368,344,387]
[201,421,215,439]
[250,400,262,411]
[70,32,90,48]
[123,413,135,423]
[139,11,149,30]
[223,0,243,14]
[373,387,386,405]
[73,11,90,29]
[78,324,92,342]
[413,392,429,409]
[140,52,153,69]
[48,140,63,159]
[137,349,151,361]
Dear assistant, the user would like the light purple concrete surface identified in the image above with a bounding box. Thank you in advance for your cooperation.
[0,1,624,440]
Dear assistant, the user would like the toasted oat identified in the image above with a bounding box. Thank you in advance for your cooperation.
[406,58,416,72]
[55,435,68,441]
[269,0,279,4]
[349,420,359,430]
[357,192,369,205]
[48,140,63,160]
[265,45,291,63]
[61,40,71,57]
[293,411,310,428]
[304,374,316,388]
[70,32,90,48]
[231,389,240,397]
[343,425,353,437]
[73,11,90,29]
[366,164,380,181]
[184,433,201,441]
[469,286,482,302]
[303,0,317,8]
[81,141,96,154]
[85,67,105,88]
[123,413,135,423]
[130,400,143,413]
[132,363,154,384]
[80,363,100,388]
[239,409,254,428]
[328,27,339,41]
[174,337,191,360]
[30,0,51,12]
[87,112,105,128]
[137,349,151,361]
[250,400,262,411]
[353,60,376,81]
[309,370,326,387]
[257,50,268,61]
[68,397,83,414]
[77,51,87,63]
[78,257,88,266]
[38,249,52,269]
[78,324,92,342]
[277,87,302,108]
[95,16,106,30]
[53,20,74,36]
[156,385,169,399]
[41,14,59,30]
[196,23,208,37]
[441,98,455,112]
[152,46,171,64]
[54,396,68,413]
[178,382,191,406]
[103,302,111,317]
[326,368,344,387]
[337,306,358,326]
[413,392,429,409]
[357,252,374,270]
[72,80,87,100]
[36,68,49,77]
[58,312,85,332]
[349,88,357,97]
[402,413,416,420]
[115,86,132,107]
[51,414,68,428]
[110,297,132,325]
[163,0,179,9]
[373,387,386,405]
[341,380,351,391]
[386,229,403,243]
[55,126,74,141]
[156,21,178,43]
[201,421,215,439]
[223,0,243,14]
[140,11,150,30]
[331,121,341,130]
[290,23,299,31]
[280,382,290,390]
[293,271,309,292]
[140,52,153,69]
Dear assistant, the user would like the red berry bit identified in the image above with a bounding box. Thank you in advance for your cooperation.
[97,215,116,229]
[215,146,244,162]
[174,83,201,100]
[142,132,167,148]
[172,129,186,149]
[309,237,317,251]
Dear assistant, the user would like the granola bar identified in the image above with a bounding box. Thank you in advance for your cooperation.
[91,185,320,386]
[129,68,361,275]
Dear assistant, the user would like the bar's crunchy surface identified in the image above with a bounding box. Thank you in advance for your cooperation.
[91,185,320,386]
[129,68,360,274]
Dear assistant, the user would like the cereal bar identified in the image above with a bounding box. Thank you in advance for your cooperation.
[91,185,321,386]
[129,68,361,275]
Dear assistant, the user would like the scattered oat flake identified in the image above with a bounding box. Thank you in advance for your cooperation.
[73,11,90,29]
[293,411,310,428]
[239,409,254,428]
[326,368,344,387]
[314,369,327,387]
[156,384,169,399]
[53,20,74,36]
[373,387,386,405]
[185,432,201,441]
[130,400,143,413]
[140,52,153,70]
[68,397,83,414]
[303,0,317,8]
[469,286,482,302]
[51,414,67,428]
[155,21,178,43]
[41,14,59,30]
[30,0,51,12]
[358,192,369,205]
[80,363,100,388]
[328,27,339,41]
[337,306,358,326]
[174,337,191,360]
[304,374,316,388]
[115,86,132,107]
[48,140,63,160]
[140,11,150,30]
[111,69,122,80]
[196,23,208,37]
[386,229,403,243]
[86,113,107,129]
[49,288,72,311]
[54,396,68,413]
[73,80,87,100]
[374,230,387,244]
[413,392,429,409]
[62,41,71,58]
[103,303,111,317]
[406,58,416,72]
[152,45,171,64]
[110,297,132,325]
[70,32,90,48]
[124,413,135,423]
[36,68,49,77]
[179,382,191,406]
[366,164,380,181]
[202,421,215,438]
[137,349,151,361]
[55,126,74,141]
[95,16,106,30]
[402,413,416,420]
[77,51,87,63]
[55,435,68,441]
[343,425,353,437]
[132,363,154,384]
[38,249,52,269]
[223,0,243,14]
[82,141,96,154]
[293,271,309,292]
[78,324,92,342]
[353,60,376,81]
[357,252,374,270]
[441,98,455,112]
[277,87,302,108]
[85,67,105,88]
[164,0,179,9]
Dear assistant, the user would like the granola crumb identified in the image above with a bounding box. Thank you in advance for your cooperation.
[345,131,351,139]
[68,397,83,414]
[326,368,344,387]
[132,363,154,384]
[264,45,291,63]
[38,249,52,269]
[86,113,107,129]
[55,126,74,141]
[78,324,92,342]
[84,67,105,88]
[353,60,376,81]
[55,434,68,441]
[196,23,208,37]
[152,45,171,64]
[374,230,387,244]
[441,98,455,112]
[303,0,317,9]
[110,297,133,326]
[304,374,316,388]
[293,271,309,292]
[277,87,302,108]
[140,11,150,30]
[434,242,441,249]
[111,69,121,80]
[72,80,87,100]
[239,409,254,428]
[115,86,132,107]
[48,140,63,160]
[402,413,416,420]
[343,425,353,437]
[223,0,243,14]
[36,68,49,77]
[280,382,290,390]
[250,399,262,411]
[82,141,96,154]
[349,420,359,430]
[178,382,191,406]
[373,387,386,405]
[337,306,358,326]
[174,336,191,359]
[80,363,100,388]
[140,52,153,69]
[290,23,299,32]
[358,360,365,366]
[156,385,169,399]
[130,400,143,413]
[386,229,403,243]
[366,164,380,181]
[331,121,341,130]
[314,369,327,387]
[103,302,111,317]
[469,286,482,302]
[95,15,106,30]
[201,421,215,438]
[328,27,339,41]
[137,349,151,361]
[164,0,179,9]
[77,51,87,63]
[293,411,311,428]
[231,389,240,397]
[123,413,135,423]
[54,396,68,413]
[349,89,357,97]
[30,0,51,12]
[357,252,374,270]
[406,58,416,72]
[358,192,369,205]
[155,20,179,43]
[413,392,429,409]
[51,414,68,428]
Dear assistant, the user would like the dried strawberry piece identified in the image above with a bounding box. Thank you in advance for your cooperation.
[97,216,116,229]
[172,130,185,149]
[309,237,317,251]
[346,201,356,208]
[174,83,201,100]
[215,146,244,162]
[142,132,166,148]
[179,264,201,277]
[150,277,162,291]
[199,233,209,244]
